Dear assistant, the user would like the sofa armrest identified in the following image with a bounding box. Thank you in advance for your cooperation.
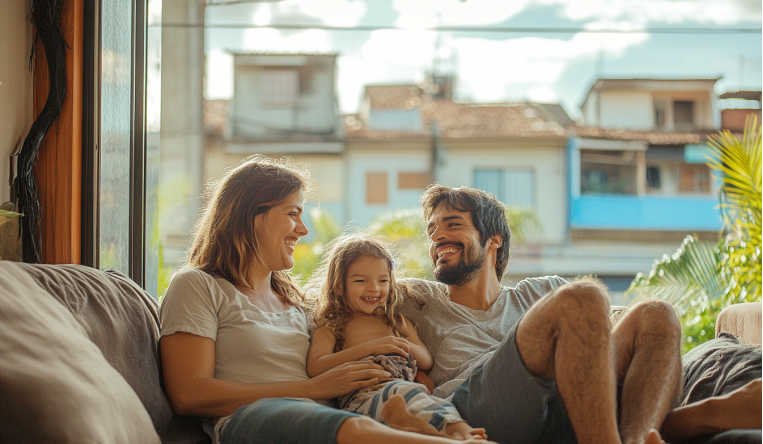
[716,302,762,346]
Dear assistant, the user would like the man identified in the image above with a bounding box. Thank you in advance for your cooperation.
[399,185,682,444]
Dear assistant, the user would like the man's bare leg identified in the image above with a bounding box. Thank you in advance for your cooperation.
[516,279,621,444]
[337,415,490,444]
[661,378,762,443]
[612,301,682,444]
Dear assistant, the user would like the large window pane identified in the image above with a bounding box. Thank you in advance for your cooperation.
[140,0,756,304]
[99,0,133,274]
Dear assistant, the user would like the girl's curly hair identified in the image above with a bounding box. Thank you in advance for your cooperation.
[310,235,404,351]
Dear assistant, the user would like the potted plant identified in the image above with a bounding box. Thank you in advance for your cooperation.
[0,206,23,261]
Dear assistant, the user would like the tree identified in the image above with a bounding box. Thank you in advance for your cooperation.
[627,116,761,351]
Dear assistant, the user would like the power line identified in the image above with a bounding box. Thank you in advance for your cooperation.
[150,22,761,34]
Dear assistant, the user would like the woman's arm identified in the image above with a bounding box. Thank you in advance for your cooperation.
[161,332,390,418]
[399,317,433,370]
[307,326,411,377]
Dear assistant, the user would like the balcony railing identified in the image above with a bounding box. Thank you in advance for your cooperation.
[570,195,721,230]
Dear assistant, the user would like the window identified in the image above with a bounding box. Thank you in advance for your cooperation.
[653,99,667,129]
[646,166,661,190]
[97,0,139,277]
[473,169,502,197]
[673,100,695,129]
[473,168,535,208]
[91,0,735,298]
[678,164,711,193]
[365,172,388,204]
[580,150,637,195]
[259,69,299,106]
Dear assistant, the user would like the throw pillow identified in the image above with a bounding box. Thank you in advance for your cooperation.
[0,261,160,444]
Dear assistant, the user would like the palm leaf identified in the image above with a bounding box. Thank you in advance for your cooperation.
[706,116,762,220]
[626,235,726,313]
[706,115,762,303]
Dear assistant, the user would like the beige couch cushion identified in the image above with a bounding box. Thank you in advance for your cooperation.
[716,302,762,345]
[0,262,160,443]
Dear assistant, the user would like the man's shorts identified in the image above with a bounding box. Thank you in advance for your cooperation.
[452,321,577,444]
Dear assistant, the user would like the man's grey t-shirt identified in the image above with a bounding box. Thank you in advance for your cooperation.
[399,276,568,398]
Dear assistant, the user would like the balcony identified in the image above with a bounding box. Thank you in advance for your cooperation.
[569,195,721,231]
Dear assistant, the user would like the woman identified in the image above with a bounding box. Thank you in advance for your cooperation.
[159,157,481,444]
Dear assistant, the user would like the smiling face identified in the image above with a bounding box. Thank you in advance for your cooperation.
[426,204,489,286]
[253,190,308,272]
[343,255,391,316]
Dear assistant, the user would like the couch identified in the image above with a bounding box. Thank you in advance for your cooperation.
[0,261,759,443]
[0,261,208,443]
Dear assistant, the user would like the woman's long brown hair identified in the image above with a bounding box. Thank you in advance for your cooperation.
[188,156,306,306]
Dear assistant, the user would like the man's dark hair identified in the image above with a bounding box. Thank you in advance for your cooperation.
[422,185,511,280]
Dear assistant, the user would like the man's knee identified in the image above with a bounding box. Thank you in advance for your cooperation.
[552,279,611,327]
[628,300,681,341]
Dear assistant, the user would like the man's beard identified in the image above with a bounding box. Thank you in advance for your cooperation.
[434,244,487,286]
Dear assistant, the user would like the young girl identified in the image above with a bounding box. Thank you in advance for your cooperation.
[308,235,487,441]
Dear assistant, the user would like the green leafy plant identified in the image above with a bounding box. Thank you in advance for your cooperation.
[0,209,22,218]
[627,116,762,351]
[708,117,762,303]
[293,204,542,283]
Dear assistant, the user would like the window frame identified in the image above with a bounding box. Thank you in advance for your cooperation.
[82,0,147,287]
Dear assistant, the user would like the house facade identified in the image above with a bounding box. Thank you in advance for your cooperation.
[203,53,346,238]
[344,82,570,247]
[202,65,730,303]
[562,78,724,300]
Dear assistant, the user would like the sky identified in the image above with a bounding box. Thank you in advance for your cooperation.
[192,0,761,119]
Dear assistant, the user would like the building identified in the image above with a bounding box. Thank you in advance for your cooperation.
[719,90,761,131]
[562,78,724,300]
[203,53,346,237]
[345,81,572,279]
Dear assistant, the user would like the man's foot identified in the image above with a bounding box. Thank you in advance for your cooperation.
[444,421,487,440]
[381,395,444,436]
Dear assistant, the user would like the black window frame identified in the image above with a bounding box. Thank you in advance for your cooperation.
[82,0,147,287]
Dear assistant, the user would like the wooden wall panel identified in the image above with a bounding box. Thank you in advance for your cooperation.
[33,0,83,264]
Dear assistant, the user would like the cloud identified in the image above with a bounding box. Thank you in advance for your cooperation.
[439,33,647,103]
[393,0,531,27]
[538,0,761,25]
[337,30,436,111]
[336,24,648,111]
[256,0,366,27]
[241,28,333,53]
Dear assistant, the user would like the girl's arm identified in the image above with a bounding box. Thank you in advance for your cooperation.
[307,326,410,377]
[161,332,389,417]
[399,317,433,370]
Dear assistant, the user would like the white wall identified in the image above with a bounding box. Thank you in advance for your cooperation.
[438,141,567,243]
[599,90,654,129]
[0,0,33,203]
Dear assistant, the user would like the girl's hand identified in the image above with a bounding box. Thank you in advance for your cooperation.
[361,336,411,357]
[307,361,392,399]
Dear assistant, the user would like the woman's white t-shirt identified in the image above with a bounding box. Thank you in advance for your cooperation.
[159,267,310,442]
